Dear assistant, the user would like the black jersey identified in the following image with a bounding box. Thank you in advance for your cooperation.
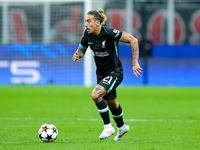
[79,26,123,79]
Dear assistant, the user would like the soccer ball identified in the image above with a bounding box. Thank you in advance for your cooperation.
[38,123,58,142]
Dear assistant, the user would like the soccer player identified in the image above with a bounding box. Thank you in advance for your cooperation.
[72,9,142,140]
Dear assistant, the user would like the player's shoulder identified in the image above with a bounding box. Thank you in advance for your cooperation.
[102,26,122,39]
[102,26,115,34]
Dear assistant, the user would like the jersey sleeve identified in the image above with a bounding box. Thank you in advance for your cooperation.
[79,30,88,50]
[108,28,123,41]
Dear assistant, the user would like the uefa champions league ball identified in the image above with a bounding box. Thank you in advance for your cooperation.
[38,123,58,142]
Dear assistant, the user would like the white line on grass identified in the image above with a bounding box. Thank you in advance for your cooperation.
[77,118,200,123]
[0,118,200,123]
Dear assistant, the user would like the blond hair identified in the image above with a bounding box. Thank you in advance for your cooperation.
[98,9,107,24]
[87,9,107,24]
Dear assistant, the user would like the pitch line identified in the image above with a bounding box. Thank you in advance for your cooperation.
[77,118,200,123]
[0,117,199,123]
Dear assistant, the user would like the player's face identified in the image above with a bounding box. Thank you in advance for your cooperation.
[85,14,99,34]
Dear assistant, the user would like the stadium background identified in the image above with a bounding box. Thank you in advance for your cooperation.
[0,0,200,86]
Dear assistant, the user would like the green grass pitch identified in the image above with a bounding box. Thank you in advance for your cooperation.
[0,86,200,150]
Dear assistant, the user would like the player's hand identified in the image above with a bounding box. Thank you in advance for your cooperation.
[72,52,80,62]
[132,63,143,78]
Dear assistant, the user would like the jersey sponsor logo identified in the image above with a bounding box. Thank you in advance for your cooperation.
[93,51,109,57]
[102,40,106,48]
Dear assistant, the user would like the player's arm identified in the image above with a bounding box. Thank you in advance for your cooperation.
[72,47,86,62]
[120,31,142,77]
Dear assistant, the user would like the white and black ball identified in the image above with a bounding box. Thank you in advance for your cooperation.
[38,123,58,142]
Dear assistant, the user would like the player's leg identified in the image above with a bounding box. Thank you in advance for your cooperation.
[103,71,129,140]
[106,96,124,127]
[106,93,130,141]
[92,85,110,125]
[103,71,125,129]
[91,85,114,139]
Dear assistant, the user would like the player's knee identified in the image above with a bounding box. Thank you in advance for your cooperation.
[91,90,101,103]
[91,91,98,101]
[91,85,107,103]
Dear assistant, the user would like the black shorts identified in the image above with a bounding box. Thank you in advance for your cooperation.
[97,70,123,99]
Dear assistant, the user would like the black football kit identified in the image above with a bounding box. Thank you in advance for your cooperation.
[79,26,124,98]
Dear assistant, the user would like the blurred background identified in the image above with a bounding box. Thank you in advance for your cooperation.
[0,0,199,86]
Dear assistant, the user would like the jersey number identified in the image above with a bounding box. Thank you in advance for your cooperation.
[103,76,113,85]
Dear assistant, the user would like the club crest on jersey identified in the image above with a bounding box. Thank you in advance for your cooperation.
[102,40,106,48]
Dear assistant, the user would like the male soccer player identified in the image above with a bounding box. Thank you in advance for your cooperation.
[72,9,142,140]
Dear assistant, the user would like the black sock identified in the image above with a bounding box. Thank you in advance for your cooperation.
[111,104,124,128]
[96,100,110,125]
